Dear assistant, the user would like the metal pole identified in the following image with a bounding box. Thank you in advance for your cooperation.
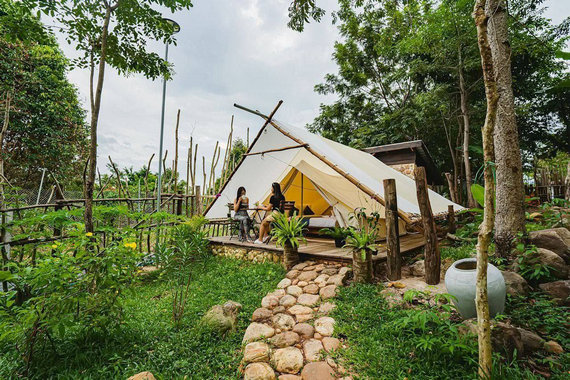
[156,42,169,213]
[36,168,47,205]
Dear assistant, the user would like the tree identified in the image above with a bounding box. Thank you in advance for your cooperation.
[0,0,87,190]
[23,0,193,232]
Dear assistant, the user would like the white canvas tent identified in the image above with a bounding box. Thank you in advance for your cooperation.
[205,111,462,238]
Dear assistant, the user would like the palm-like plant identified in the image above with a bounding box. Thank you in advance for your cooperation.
[270,212,307,269]
[345,211,379,283]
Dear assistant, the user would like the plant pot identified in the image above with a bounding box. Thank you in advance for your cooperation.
[283,241,299,270]
[445,258,506,319]
[334,238,346,248]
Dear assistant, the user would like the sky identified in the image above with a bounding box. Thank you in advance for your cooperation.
[51,0,569,182]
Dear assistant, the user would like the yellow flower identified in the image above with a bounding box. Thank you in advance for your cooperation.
[85,232,93,237]
[124,242,137,250]
[51,244,58,249]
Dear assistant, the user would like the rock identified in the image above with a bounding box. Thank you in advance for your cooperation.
[262,296,280,309]
[517,328,544,354]
[318,302,336,314]
[379,288,404,308]
[280,295,297,308]
[319,285,337,300]
[269,289,286,298]
[303,339,324,361]
[270,331,300,348]
[289,305,313,315]
[287,285,303,297]
[544,340,564,354]
[128,372,155,380]
[297,294,320,307]
[252,308,273,322]
[278,278,292,289]
[278,375,302,380]
[244,362,276,380]
[286,270,301,279]
[322,337,340,352]
[272,313,296,331]
[272,347,304,374]
[321,268,338,276]
[292,323,314,339]
[314,333,322,340]
[314,317,335,337]
[292,262,309,271]
[314,274,330,285]
[243,323,276,343]
[539,280,570,305]
[298,281,309,287]
[491,322,523,360]
[501,271,530,297]
[314,264,325,272]
[338,267,351,277]
[296,314,313,323]
[244,342,270,363]
[273,306,286,314]
[201,301,242,334]
[326,274,345,286]
[529,228,570,263]
[535,248,568,279]
[410,260,426,277]
[298,271,319,282]
[301,361,335,380]
[303,284,320,295]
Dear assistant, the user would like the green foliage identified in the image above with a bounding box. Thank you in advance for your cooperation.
[470,184,485,208]
[0,256,285,378]
[515,243,557,284]
[441,243,475,262]
[270,212,307,249]
[319,226,352,239]
[344,228,377,260]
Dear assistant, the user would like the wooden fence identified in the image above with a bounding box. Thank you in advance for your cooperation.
[526,166,567,203]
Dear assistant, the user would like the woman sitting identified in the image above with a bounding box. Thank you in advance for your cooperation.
[233,186,252,242]
[254,182,285,244]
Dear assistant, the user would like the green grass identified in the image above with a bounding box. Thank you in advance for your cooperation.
[440,243,476,262]
[0,256,285,379]
[330,284,568,379]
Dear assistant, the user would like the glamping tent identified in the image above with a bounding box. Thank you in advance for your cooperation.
[205,111,462,238]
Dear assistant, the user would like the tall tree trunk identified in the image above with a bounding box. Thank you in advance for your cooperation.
[487,0,525,257]
[458,53,477,208]
[474,0,498,377]
[84,6,111,233]
[565,161,570,201]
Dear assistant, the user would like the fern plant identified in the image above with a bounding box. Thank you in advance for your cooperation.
[344,229,377,260]
[270,212,307,248]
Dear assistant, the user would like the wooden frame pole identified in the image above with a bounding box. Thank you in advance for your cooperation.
[383,179,401,281]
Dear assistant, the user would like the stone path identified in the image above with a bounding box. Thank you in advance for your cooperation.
[242,261,353,380]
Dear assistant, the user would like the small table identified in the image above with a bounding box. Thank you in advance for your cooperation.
[248,207,267,224]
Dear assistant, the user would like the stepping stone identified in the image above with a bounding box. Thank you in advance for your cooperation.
[301,361,335,380]
[318,302,336,315]
[272,313,295,331]
[289,305,313,315]
[314,317,335,337]
[278,375,301,380]
[286,270,301,279]
[268,289,286,298]
[243,323,275,343]
[298,271,318,282]
[252,307,273,322]
[321,268,338,276]
[327,274,345,286]
[277,278,292,289]
[297,281,309,287]
[304,265,316,271]
[287,285,303,297]
[303,339,324,362]
[314,274,329,286]
[272,347,304,374]
[244,342,270,363]
[280,295,297,308]
[319,285,337,300]
[296,314,313,323]
[270,331,300,348]
[314,264,325,272]
[338,267,351,276]
[297,294,320,307]
[292,263,309,271]
[261,296,279,309]
[293,323,314,339]
[244,362,276,380]
[303,284,319,295]
[273,306,286,314]
[322,337,340,352]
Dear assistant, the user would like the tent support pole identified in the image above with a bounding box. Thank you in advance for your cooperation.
[301,173,304,217]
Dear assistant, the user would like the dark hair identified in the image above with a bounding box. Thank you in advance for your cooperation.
[236,186,246,201]
[272,182,283,200]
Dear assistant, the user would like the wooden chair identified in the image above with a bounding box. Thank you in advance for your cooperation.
[227,202,256,241]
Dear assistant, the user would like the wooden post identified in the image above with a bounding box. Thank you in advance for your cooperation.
[383,179,401,281]
[195,185,202,215]
[445,172,458,203]
[414,166,440,285]
[176,191,183,216]
[447,205,456,234]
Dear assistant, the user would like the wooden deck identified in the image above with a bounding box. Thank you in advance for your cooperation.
[208,233,426,263]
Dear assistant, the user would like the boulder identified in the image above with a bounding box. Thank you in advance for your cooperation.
[319,285,337,300]
[303,339,324,361]
[529,228,570,263]
[244,362,276,380]
[201,301,242,334]
[128,372,156,380]
[286,270,301,279]
[501,271,530,297]
[314,317,335,337]
[298,271,319,282]
[321,268,338,276]
[303,284,320,295]
[535,248,568,279]
[287,286,303,297]
[272,347,304,374]
[301,361,335,380]
[322,337,340,353]
[277,278,292,289]
[410,260,426,277]
[326,274,345,286]
[262,296,280,309]
[292,323,314,339]
[280,295,297,308]
[244,342,270,363]
[491,322,523,360]
[252,308,273,322]
[270,331,300,348]
[517,328,544,354]
[243,323,276,344]
[539,280,570,305]
[288,305,313,315]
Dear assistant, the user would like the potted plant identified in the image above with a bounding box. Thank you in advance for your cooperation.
[320,226,352,248]
[271,212,307,269]
[344,228,377,283]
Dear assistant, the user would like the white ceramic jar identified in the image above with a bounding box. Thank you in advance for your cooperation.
[444,258,506,319]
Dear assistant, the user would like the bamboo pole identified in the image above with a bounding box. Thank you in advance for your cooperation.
[173,109,180,193]
[383,179,401,281]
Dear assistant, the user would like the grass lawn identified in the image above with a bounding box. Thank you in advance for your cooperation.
[330,284,569,380]
[0,256,285,379]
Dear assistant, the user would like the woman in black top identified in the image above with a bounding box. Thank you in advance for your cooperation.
[254,182,284,244]
[233,186,252,241]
